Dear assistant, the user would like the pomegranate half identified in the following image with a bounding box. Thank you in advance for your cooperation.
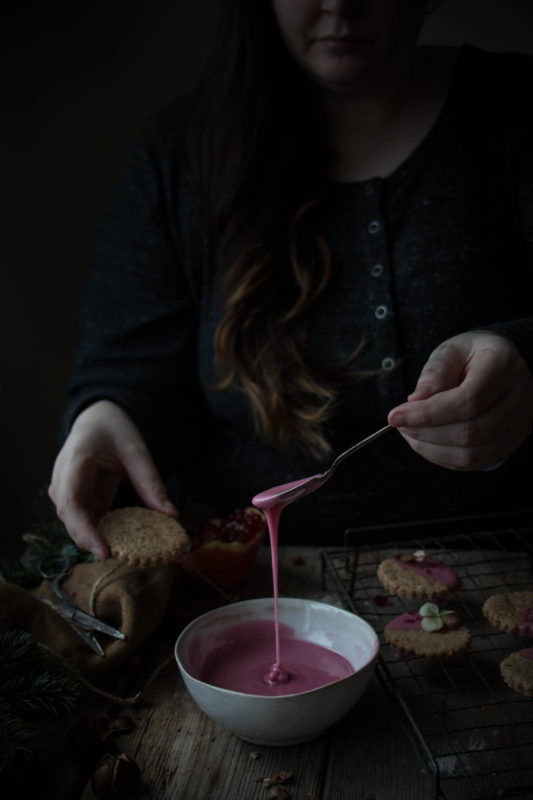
[178,506,267,589]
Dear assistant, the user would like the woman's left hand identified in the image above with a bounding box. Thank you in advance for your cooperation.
[387,331,533,470]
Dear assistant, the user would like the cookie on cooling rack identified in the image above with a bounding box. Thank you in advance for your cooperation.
[482,590,533,638]
[384,603,471,659]
[98,507,190,567]
[377,551,461,601]
[500,647,533,697]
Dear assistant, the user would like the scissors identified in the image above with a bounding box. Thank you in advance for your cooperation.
[39,555,127,656]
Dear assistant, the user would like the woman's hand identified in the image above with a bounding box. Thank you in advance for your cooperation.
[387,332,533,471]
[48,400,177,560]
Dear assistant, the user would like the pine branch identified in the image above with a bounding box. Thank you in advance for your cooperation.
[0,630,40,664]
[0,632,97,778]
[1,486,96,588]
[0,556,41,588]
[0,708,45,776]
[0,632,93,712]
[1,669,86,718]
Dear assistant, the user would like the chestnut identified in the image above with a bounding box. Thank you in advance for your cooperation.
[91,752,141,799]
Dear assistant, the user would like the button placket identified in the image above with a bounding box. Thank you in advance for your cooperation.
[363,187,399,378]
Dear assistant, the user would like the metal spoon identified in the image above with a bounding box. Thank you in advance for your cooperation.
[253,424,393,511]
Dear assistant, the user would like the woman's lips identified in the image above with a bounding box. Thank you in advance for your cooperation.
[316,35,373,51]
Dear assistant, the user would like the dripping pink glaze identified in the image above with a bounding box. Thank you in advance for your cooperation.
[252,480,314,683]
[394,554,458,588]
[262,503,285,681]
[248,476,340,693]
[519,646,533,661]
[518,607,533,638]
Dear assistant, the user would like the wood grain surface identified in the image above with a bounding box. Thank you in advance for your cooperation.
[77,545,433,800]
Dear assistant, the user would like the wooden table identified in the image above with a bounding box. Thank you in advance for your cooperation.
[76,546,433,800]
[73,531,533,800]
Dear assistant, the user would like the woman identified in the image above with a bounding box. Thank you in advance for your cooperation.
[49,0,533,559]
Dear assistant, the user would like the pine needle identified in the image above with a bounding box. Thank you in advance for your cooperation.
[0,631,96,778]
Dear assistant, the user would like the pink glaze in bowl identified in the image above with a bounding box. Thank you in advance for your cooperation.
[174,597,379,746]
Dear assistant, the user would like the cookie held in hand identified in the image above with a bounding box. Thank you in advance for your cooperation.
[377,551,461,600]
[98,507,190,567]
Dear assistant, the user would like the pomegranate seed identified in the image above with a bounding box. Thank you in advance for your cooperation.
[374,595,390,607]
[190,509,262,549]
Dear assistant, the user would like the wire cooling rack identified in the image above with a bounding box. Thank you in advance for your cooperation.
[321,514,533,800]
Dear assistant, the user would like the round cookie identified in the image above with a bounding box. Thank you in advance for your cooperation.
[500,647,533,697]
[482,591,533,637]
[98,507,190,567]
[377,552,460,600]
[384,607,471,659]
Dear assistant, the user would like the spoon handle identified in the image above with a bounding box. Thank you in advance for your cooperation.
[330,424,393,472]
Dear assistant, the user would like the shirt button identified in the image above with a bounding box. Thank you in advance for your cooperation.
[371,263,384,277]
[368,220,380,234]
[381,356,396,371]
[374,305,388,319]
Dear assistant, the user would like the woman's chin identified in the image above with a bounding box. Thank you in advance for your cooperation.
[306,54,386,97]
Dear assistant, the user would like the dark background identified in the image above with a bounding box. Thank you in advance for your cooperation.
[2,0,532,555]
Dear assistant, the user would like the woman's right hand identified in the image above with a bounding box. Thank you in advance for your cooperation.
[48,400,177,560]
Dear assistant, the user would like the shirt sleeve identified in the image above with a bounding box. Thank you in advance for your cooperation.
[62,100,207,472]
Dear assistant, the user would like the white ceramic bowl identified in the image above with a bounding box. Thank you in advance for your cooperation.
[174,597,379,746]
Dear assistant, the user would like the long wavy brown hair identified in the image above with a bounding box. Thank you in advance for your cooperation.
[187,0,367,459]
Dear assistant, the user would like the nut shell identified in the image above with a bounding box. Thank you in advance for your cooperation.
[91,752,141,799]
